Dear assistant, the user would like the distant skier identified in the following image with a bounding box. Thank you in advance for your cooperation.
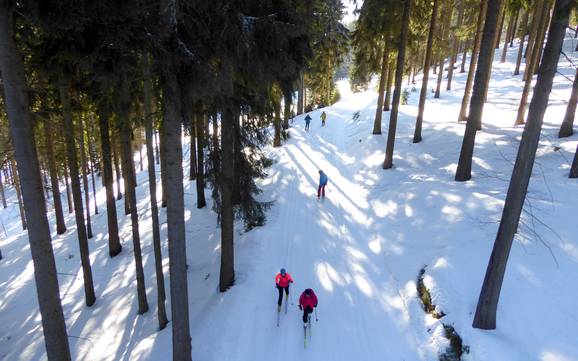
[320,111,327,126]
[298,288,318,326]
[275,268,294,311]
[317,170,328,199]
[304,114,311,131]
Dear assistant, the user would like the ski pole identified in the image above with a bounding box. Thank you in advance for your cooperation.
[315,307,318,322]
[289,290,294,305]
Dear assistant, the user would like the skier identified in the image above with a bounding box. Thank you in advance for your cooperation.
[298,288,318,326]
[320,111,327,126]
[304,113,311,131]
[317,170,328,199]
[275,268,294,311]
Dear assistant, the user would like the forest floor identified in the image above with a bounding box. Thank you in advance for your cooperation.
[1,35,578,361]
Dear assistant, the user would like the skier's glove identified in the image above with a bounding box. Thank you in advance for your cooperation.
[299,305,302,310]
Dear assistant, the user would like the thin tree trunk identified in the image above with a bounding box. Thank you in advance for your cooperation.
[473,0,572,329]
[189,112,197,181]
[143,56,168,329]
[63,160,73,214]
[11,160,26,230]
[220,105,236,291]
[510,9,520,47]
[88,129,98,215]
[44,118,66,234]
[373,41,390,135]
[559,67,578,137]
[531,0,552,76]
[283,90,292,129]
[119,78,149,315]
[414,0,440,143]
[232,111,242,206]
[514,11,529,75]
[384,60,395,111]
[570,144,578,178]
[160,119,168,208]
[78,116,93,238]
[297,71,304,115]
[60,79,96,307]
[273,100,282,147]
[383,0,412,169]
[196,112,207,208]
[154,128,160,165]
[98,102,122,257]
[0,5,72,357]
[446,0,464,90]
[460,42,468,73]
[435,0,453,98]
[160,67,192,361]
[515,0,551,125]
[483,1,506,105]
[495,4,506,48]
[455,0,501,181]
[138,142,144,172]
[112,138,122,200]
[457,0,488,123]
[0,171,6,209]
[501,11,516,62]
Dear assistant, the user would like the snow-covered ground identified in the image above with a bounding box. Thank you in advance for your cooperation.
[1,35,578,361]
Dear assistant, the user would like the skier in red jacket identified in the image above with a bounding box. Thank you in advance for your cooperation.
[275,268,294,311]
[298,288,318,326]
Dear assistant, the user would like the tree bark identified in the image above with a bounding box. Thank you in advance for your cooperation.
[220,106,236,291]
[384,60,395,111]
[515,0,551,125]
[196,112,207,208]
[88,135,98,216]
[501,10,516,62]
[112,137,123,200]
[383,0,412,169]
[63,159,73,214]
[60,78,96,306]
[43,118,66,234]
[189,112,197,181]
[510,9,520,47]
[513,11,529,75]
[0,5,72,357]
[414,0,440,143]
[559,67,578,137]
[11,160,26,229]
[373,41,390,135]
[473,0,572,329]
[283,90,292,129]
[297,71,304,115]
[447,0,465,91]
[495,4,506,48]
[143,56,168,329]
[455,0,501,181]
[78,116,93,238]
[273,99,282,147]
[483,1,506,105]
[457,0,488,123]
[98,103,122,257]
[0,171,6,209]
[159,119,168,208]
[435,0,453,99]
[118,77,149,314]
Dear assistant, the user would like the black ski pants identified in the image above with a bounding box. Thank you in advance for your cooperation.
[302,306,313,323]
[277,285,289,306]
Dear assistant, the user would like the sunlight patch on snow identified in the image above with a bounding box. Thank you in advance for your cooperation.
[371,199,398,218]
[354,274,373,297]
[560,242,578,263]
[432,258,449,269]
[515,264,542,286]
[368,236,382,255]
[316,261,344,292]
[472,157,493,170]
[404,204,414,218]
[441,205,462,222]
[540,351,575,361]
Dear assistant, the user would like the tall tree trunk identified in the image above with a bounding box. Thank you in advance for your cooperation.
[435,0,453,98]
[60,78,96,306]
[63,160,73,214]
[0,171,6,209]
[460,42,468,73]
[495,4,506,48]
[513,11,529,75]
[570,144,578,178]
[160,119,168,208]
[297,71,304,115]
[454,0,501,181]
[78,116,93,238]
[88,128,98,215]
[515,0,551,126]
[11,160,26,230]
[383,0,412,169]
[44,118,66,234]
[0,5,72,357]
[414,0,440,143]
[510,9,520,47]
[273,100,282,147]
[143,56,168,329]
[220,106,236,291]
[189,112,197,181]
[482,1,506,105]
[119,79,149,315]
[283,90,292,129]
[446,0,464,90]
[98,103,122,257]
[112,138,123,200]
[501,10,516,62]
[373,41,390,135]
[559,67,578,137]
[384,60,395,111]
[473,0,572,329]
[196,112,207,208]
[159,3,193,357]
[457,0,488,123]
[232,111,242,206]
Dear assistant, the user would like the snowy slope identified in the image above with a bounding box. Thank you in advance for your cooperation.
[1,35,578,361]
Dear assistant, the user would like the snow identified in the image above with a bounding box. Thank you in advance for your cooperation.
[1,34,578,361]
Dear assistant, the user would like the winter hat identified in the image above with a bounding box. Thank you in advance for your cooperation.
[305,288,311,295]
[280,268,286,275]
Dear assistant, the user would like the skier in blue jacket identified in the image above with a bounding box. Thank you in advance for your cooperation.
[317,170,328,198]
